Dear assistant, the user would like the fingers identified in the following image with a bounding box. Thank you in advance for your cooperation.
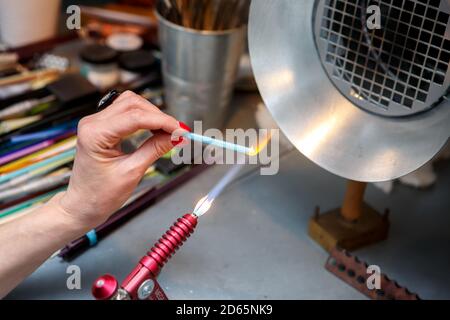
[127,132,174,170]
[111,109,179,135]
[77,90,189,163]
[78,110,179,152]
[113,90,136,104]
[99,90,161,118]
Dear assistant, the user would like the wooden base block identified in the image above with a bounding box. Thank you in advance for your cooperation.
[308,204,389,252]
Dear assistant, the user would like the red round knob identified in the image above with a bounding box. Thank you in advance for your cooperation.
[92,274,118,300]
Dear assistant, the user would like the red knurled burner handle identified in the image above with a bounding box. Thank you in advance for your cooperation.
[122,214,197,298]
[94,214,198,300]
[147,213,198,271]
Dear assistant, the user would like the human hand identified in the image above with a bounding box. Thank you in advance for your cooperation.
[55,91,187,230]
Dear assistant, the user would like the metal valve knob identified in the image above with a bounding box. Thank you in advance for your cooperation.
[92,274,119,300]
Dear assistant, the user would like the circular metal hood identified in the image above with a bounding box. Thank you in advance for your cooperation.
[248,0,450,182]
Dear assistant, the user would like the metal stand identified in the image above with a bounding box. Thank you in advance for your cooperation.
[308,181,390,252]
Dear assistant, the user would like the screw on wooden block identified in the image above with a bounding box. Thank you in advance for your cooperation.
[313,206,320,220]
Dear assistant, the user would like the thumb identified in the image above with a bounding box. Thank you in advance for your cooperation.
[126,132,174,170]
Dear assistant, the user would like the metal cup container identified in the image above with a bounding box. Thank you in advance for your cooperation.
[156,8,246,129]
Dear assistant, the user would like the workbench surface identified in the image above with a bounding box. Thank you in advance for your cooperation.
[6,92,450,300]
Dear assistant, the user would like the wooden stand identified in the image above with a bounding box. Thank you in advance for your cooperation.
[308,180,390,252]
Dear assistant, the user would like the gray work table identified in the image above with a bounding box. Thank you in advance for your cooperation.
[6,93,450,300]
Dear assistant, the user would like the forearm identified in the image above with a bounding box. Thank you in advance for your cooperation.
[0,193,91,298]
[0,91,181,299]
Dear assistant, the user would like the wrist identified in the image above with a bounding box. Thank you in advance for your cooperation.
[47,192,100,233]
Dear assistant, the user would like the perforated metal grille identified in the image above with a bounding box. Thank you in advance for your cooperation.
[314,0,450,117]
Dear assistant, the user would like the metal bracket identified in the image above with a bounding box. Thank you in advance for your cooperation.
[325,247,420,300]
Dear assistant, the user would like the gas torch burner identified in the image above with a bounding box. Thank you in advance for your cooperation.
[92,162,247,300]
[92,213,198,300]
